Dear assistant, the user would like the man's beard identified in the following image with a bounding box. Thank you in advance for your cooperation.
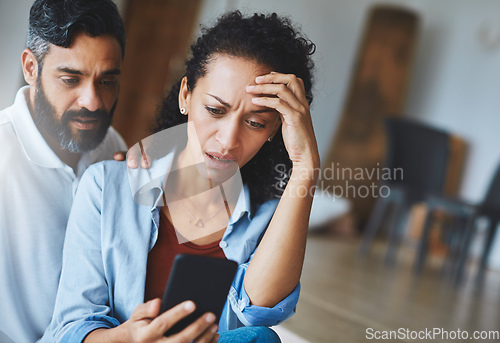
[32,79,116,153]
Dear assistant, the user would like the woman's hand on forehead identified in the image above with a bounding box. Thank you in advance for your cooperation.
[246,72,319,171]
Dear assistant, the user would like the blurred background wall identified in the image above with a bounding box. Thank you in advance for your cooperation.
[2,0,500,269]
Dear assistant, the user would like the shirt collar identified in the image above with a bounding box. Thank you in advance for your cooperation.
[127,145,252,222]
[10,86,66,169]
[227,180,251,224]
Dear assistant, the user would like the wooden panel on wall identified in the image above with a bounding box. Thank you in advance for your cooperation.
[322,5,420,229]
[114,0,202,147]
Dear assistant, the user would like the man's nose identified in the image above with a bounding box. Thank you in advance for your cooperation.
[77,83,103,112]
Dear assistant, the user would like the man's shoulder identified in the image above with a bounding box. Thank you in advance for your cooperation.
[0,87,28,128]
[104,126,127,148]
[0,107,21,153]
[86,126,127,166]
[0,103,15,128]
[96,126,127,155]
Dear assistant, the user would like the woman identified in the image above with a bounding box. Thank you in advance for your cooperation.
[44,11,319,343]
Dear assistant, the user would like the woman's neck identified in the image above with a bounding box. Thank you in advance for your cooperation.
[162,147,240,221]
[167,147,216,201]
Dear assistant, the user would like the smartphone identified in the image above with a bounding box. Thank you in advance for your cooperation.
[160,254,238,336]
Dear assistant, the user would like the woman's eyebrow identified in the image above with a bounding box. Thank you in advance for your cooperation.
[251,109,275,114]
[207,93,276,114]
[207,93,231,108]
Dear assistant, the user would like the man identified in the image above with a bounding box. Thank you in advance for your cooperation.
[1,1,223,342]
[0,1,128,341]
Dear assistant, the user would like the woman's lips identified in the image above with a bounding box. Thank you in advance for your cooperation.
[205,152,237,170]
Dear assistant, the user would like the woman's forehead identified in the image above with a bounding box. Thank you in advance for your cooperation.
[205,54,271,79]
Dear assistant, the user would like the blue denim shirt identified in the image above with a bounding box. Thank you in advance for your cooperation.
[41,153,299,343]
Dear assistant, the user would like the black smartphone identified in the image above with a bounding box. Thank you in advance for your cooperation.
[160,254,238,336]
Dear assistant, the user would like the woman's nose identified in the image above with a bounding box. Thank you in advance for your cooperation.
[216,118,240,152]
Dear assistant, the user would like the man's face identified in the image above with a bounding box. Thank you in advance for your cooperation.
[32,33,122,153]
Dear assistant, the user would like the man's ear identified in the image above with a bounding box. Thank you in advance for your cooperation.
[178,76,191,115]
[21,49,38,86]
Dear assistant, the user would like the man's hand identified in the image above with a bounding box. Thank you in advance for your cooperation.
[113,148,151,169]
[85,299,219,343]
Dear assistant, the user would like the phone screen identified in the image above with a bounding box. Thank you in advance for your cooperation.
[160,254,238,336]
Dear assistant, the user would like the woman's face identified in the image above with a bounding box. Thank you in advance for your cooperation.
[179,55,280,182]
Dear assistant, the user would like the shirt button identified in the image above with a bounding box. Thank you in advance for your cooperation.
[219,241,228,248]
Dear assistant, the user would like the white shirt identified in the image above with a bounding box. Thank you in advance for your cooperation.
[0,86,127,343]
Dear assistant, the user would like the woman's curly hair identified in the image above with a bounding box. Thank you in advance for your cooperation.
[154,10,315,210]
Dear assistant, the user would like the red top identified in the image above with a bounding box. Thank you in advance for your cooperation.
[144,210,226,301]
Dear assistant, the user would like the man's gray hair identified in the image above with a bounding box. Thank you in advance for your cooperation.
[27,29,51,73]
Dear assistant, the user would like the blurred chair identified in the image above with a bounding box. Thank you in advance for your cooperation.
[415,162,500,284]
[359,118,451,265]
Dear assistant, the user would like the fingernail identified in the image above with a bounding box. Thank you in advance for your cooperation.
[252,98,262,103]
[211,325,218,333]
[184,301,195,311]
[256,76,264,82]
[246,85,255,91]
[205,313,215,322]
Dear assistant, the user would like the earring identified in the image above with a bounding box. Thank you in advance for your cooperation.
[267,136,273,142]
[180,107,187,115]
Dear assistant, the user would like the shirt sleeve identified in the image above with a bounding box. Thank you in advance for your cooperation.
[225,262,300,328]
[42,164,120,343]
[59,316,120,343]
